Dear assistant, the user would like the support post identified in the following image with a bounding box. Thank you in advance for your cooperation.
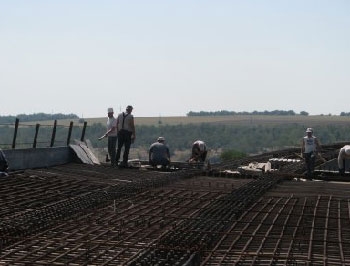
[80,121,87,142]
[33,123,40,148]
[12,118,19,149]
[50,120,57,147]
[67,121,73,146]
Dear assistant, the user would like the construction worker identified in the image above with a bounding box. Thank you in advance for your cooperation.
[99,107,118,167]
[149,137,170,169]
[301,128,321,179]
[0,148,9,177]
[338,145,350,175]
[116,105,136,168]
[189,140,207,163]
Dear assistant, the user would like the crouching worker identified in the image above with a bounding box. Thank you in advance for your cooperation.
[189,140,207,163]
[0,148,9,177]
[338,145,350,175]
[149,137,170,169]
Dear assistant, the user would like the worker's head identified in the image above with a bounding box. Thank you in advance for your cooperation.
[157,136,165,143]
[345,147,350,156]
[306,128,313,135]
[107,107,114,117]
[126,105,133,113]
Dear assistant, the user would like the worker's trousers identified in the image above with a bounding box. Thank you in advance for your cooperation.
[116,129,132,166]
[304,152,315,179]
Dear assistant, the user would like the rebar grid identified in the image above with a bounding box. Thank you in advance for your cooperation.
[0,166,202,248]
[200,196,350,265]
[1,143,350,265]
[0,173,249,265]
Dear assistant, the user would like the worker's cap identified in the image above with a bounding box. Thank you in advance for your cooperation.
[345,147,350,156]
[157,136,165,142]
[107,107,113,113]
[306,128,313,133]
[126,105,133,110]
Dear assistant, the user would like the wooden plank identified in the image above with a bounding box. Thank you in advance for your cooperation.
[69,143,100,164]
[79,143,100,165]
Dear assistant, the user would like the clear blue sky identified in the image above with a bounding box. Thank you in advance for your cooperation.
[1,1,349,118]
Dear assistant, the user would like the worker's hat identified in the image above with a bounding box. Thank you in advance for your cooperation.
[306,128,313,133]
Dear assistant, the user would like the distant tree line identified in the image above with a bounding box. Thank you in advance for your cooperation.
[86,122,350,154]
[4,110,350,124]
[2,120,350,161]
[0,113,79,124]
[187,110,310,116]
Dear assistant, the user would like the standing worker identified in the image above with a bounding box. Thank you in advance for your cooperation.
[149,137,170,169]
[99,107,118,167]
[189,140,207,163]
[301,128,321,179]
[338,145,350,175]
[116,105,136,168]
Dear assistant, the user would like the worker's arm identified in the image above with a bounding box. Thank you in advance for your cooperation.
[192,150,200,160]
[301,138,305,156]
[167,147,170,161]
[99,127,114,140]
[116,115,120,132]
[99,120,117,140]
[189,153,199,163]
[104,125,116,137]
[130,117,136,140]
[338,148,346,175]
[149,145,153,163]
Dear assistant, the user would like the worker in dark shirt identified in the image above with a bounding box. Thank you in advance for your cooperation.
[149,137,170,169]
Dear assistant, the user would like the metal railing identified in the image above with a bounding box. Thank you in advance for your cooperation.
[0,118,88,149]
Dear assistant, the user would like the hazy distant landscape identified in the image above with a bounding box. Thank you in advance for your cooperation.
[2,113,350,163]
[15,114,350,127]
[2,110,350,127]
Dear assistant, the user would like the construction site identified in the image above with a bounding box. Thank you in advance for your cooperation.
[1,141,350,265]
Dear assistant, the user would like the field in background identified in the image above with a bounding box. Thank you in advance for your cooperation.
[11,114,350,162]
[20,115,350,127]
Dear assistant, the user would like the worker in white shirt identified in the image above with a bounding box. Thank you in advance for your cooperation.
[189,140,207,163]
[301,128,321,179]
[338,145,350,175]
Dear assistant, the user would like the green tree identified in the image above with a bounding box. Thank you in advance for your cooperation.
[220,149,246,161]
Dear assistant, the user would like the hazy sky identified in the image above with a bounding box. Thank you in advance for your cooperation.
[1,1,349,118]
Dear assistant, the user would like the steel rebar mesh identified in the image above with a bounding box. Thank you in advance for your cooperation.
[1,143,350,265]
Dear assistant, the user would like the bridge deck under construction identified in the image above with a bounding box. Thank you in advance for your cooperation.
[1,143,350,265]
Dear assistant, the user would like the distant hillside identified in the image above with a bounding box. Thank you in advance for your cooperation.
[187,110,305,116]
[2,114,350,162]
[0,113,79,124]
[84,114,350,127]
[187,110,350,116]
[17,114,350,129]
